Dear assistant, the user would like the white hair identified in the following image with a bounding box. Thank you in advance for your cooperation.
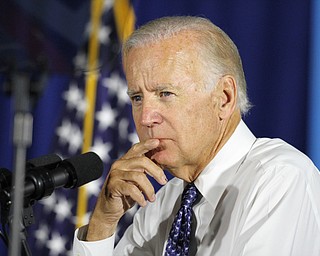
[122,16,251,115]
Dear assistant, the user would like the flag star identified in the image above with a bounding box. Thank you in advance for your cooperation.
[91,137,112,163]
[85,177,104,198]
[34,223,49,247]
[76,97,88,119]
[128,132,139,145]
[65,248,74,256]
[53,195,73,222]
[118,118,129,140]
[102,73,130,106]
[71,211,92,226]
[68,124,83,154]
[46,232,67,256]
[40,192,57,213]
[56,119,73,146]
[99,25,112,44]
[73,51,87,70]
[85,22,111,44]
[117,86,131,107]
[95,103,118,131]
[104,0,114,11]
[63,83,84,111]
[84,22,91,37]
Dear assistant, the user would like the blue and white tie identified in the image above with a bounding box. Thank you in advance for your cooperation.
[165,183,199,256]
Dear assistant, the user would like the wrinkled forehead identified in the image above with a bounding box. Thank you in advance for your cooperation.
[124,35,206,91]
[123,30,204,64]
[123,31,205,76]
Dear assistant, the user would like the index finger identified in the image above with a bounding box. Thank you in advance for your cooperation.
[122,139,160,160]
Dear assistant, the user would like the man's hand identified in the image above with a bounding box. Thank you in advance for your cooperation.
[86,139,168,241]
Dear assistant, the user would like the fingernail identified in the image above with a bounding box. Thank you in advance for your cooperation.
[150,194,156,202]
[141,200,147,207]
[162,175,168,185]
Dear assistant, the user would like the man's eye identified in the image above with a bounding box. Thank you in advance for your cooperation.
[160,91,174,97]
[131,95,142,103]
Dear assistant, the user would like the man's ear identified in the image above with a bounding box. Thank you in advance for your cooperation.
[216,75,237,120]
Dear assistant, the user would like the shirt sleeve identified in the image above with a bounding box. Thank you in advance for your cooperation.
[72,225,115,256]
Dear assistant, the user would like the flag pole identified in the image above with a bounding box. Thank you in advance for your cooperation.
[76,0,104,228]
[113,0,136,42]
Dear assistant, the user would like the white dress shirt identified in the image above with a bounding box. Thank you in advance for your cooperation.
[73,120,320,255]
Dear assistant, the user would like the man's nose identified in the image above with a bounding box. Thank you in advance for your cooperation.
[140,104,163,127]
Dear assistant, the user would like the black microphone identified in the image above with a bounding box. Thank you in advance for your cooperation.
[0,154,62,193]
[0,152,103,203]
[26,154,62,171]
[23,152,103,201]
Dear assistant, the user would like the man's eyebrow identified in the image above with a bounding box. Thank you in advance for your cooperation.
[126,84,180,97]
[154,84,176,91]
[150,83,182,94]
[126,89,137,97]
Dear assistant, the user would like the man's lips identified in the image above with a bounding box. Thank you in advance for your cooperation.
[146,146,162,159]
[144,138,170,158]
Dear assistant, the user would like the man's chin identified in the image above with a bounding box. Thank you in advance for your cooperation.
[150,152,176,170]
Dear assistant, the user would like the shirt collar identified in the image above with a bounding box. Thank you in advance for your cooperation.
[194,120,256,209]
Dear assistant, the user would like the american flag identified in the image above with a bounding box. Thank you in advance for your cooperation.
[27,2,138,255]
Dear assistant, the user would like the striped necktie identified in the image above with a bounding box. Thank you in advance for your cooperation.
[165,183,199,256]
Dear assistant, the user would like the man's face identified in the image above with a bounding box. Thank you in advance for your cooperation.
[124,32,224,181]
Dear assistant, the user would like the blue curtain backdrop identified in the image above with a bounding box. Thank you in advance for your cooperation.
[308,0,320,168]
[0,1,318,255]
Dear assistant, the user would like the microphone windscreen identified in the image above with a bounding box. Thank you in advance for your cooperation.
[63,152,103,187]
[27,154,62,170]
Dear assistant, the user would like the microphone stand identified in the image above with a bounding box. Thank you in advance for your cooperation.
[9,72,33,256]
[2,56,47,256]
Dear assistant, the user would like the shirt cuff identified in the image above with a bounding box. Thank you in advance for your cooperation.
[73,225,115,256]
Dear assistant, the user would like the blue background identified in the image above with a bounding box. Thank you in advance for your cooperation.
[0,0,319,255]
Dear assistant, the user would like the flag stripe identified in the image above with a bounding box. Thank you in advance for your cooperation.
[76,0,104,228]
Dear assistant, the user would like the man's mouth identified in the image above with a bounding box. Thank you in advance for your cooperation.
[146,146,162,159]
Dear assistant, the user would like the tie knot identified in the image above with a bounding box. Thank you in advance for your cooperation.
[181,183,198,208]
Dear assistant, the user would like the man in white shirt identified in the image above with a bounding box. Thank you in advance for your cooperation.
[73,16,320,255]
